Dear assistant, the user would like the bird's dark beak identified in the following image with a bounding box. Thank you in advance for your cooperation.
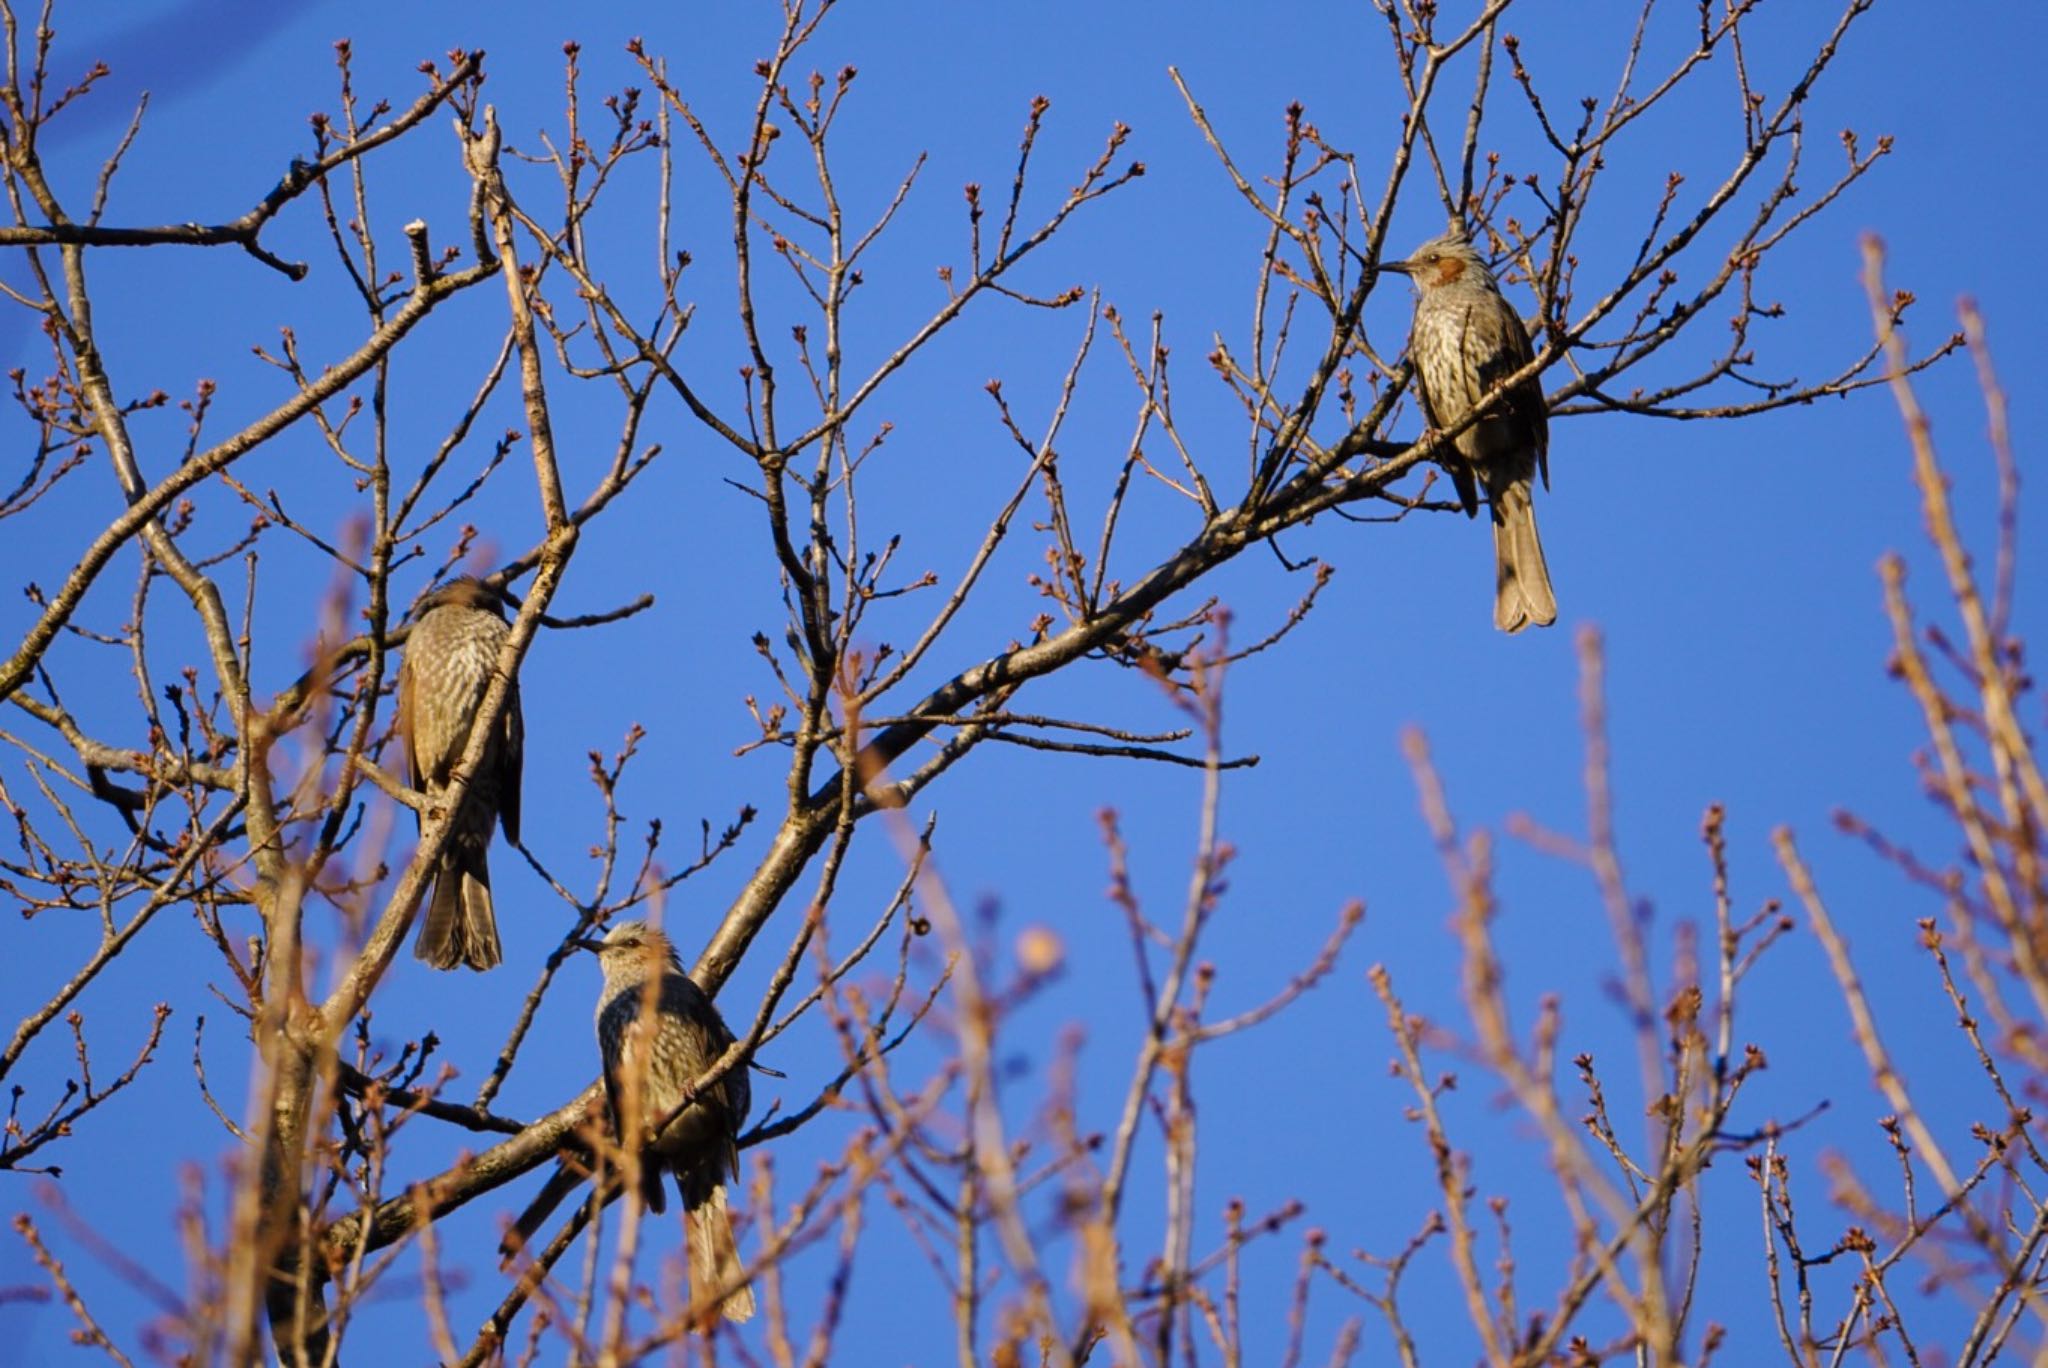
[571,935,606,954]
[1378,258,1413,277]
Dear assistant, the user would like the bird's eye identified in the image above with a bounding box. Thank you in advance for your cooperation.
[1425,253,1440,264]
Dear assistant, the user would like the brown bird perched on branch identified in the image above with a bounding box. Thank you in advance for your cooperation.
[395,576,523,971]
[586,920,755,1324]
[1381,230,1557,633]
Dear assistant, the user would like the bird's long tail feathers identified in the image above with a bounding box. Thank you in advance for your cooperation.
[415,843,502,972]
[1491,476,1558,634]
[686,1184,755,1324]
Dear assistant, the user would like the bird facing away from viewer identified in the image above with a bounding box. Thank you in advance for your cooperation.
[395,576,523,971]
[585,919,755,1325]
[1381,231,1557,633]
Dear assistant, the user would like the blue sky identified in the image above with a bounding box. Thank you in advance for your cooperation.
[2,1,2045,1362]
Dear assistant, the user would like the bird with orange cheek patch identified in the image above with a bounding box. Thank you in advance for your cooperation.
[1381,231,1557,633]
[582,920,754,1326]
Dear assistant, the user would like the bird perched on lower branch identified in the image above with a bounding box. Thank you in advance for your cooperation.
[395,576,524,971]
[588,919,755,1325]
[1381,230,1558,633]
